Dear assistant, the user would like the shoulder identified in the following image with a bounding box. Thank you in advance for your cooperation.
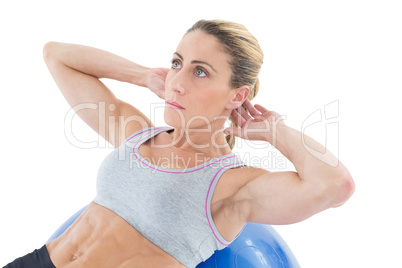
[124,126,172,143]
[225,165,270,185]
[213,165,269,202]
[116,100,156,146]
[228,165,269,180]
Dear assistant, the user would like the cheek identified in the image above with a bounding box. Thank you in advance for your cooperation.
[191,91,214,108]
[194,89,227,110]
[198,91,213,100]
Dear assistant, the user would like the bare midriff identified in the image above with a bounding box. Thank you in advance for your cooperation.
[46,202,185,268]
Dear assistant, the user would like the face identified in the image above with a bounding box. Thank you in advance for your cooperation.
[164,30,243,130]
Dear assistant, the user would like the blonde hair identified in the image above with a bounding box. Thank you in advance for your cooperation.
[187,20,264,149]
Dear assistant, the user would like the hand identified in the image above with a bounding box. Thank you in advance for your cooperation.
[146,67,169,100]
[224,99,285,143]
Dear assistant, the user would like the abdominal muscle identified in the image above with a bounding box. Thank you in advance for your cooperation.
[46,202,185,268]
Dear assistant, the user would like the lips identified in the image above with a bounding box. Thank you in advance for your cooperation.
[167,101,185,109]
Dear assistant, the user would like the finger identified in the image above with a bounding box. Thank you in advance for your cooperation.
[236,104,253,122]
[230,108,246,127]
[254,104,270,114]
[158,68,170,78]
[242,99,260,118]
[224,126,245,139]
[159,91,166,99]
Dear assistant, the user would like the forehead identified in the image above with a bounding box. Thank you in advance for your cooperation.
[176,30,230,67]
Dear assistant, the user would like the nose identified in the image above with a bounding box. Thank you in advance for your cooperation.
[167,69,186,95]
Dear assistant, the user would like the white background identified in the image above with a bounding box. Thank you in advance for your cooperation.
[1,0,401,267]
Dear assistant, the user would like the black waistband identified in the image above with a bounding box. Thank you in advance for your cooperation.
[3,245,55,268]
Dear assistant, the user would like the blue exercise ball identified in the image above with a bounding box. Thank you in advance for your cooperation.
[196,223,299,268]
[48,206,299,268]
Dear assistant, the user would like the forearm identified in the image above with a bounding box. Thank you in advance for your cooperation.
[43,42,150,87]
[272,125,350,183]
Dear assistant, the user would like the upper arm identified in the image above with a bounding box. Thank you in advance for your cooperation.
[44,44,153,148]
[236,171,342,225]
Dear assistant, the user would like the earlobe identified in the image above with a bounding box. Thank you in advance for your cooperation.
[226,86,250,110]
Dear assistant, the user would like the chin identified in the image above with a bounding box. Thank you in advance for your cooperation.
[163,108,186,128]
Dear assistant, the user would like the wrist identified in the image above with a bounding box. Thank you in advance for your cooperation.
[262,121,287,145]
[264,123,294,159]
[129,66,151,88]
[136,66,152,87]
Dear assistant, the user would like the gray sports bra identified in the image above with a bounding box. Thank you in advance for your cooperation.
[93,126,246,268]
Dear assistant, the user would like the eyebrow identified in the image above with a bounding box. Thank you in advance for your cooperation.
[173,52,218,74]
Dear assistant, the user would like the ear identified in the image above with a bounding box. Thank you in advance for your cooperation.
[226,86,250,110]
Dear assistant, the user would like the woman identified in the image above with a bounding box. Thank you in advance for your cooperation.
[5,20,354,268]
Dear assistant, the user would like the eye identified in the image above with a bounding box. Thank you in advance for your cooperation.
[171,59,181,69]
[195,68,207,77]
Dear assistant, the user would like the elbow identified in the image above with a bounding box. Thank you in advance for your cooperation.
[329,170,355,207]
[42,41,59,63]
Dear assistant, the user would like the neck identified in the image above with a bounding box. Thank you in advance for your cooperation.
[167,120,232,157]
